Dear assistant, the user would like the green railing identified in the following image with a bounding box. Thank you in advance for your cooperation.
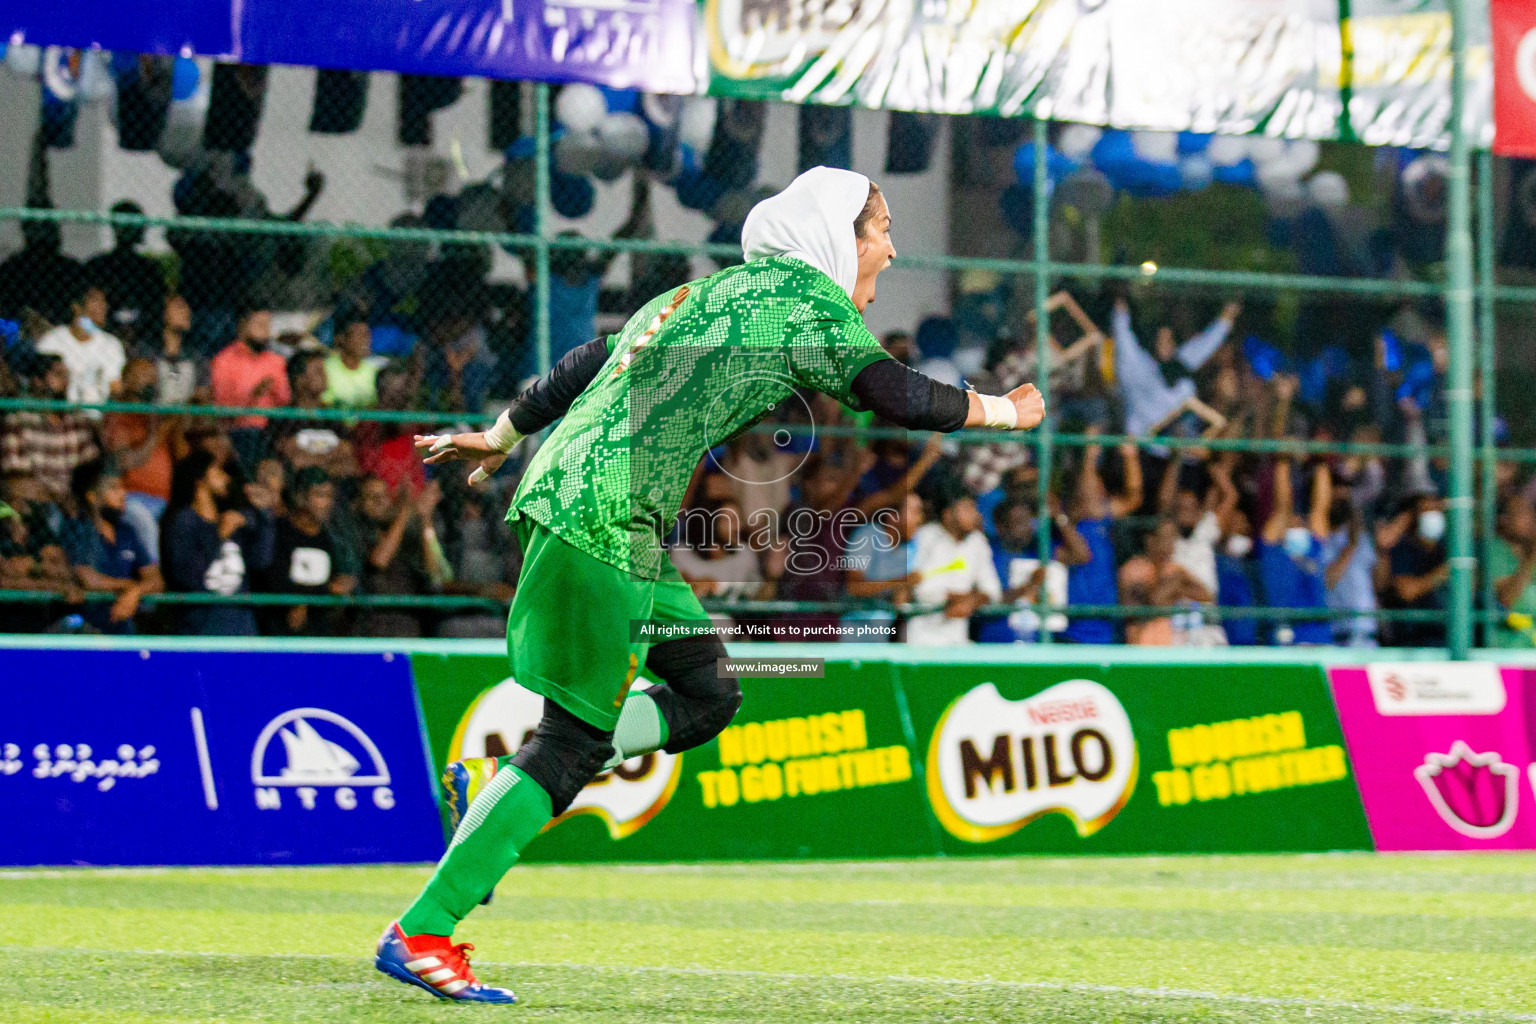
[0,587,1483,625]
[0,2,1520,654]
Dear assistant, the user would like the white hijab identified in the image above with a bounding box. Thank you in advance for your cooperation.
[741,166,872,299]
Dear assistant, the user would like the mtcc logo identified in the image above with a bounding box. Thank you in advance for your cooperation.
[251,708,395,812]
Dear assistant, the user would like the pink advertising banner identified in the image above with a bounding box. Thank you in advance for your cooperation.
[1328,664,1536,851]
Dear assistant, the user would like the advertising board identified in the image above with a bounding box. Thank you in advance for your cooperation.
[901,661,1372,856]
[1329,664,1536,850]
[0,648,442,866]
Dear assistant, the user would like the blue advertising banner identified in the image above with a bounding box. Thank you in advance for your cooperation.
[243,0,698,93]
[0,649,443,866]
[2,0,236,60]
[6,0,697,94]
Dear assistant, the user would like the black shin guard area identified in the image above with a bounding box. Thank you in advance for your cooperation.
[644,634,743,754]
[509,703,614,817]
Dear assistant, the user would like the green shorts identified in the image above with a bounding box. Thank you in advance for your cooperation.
[506,518,710,730]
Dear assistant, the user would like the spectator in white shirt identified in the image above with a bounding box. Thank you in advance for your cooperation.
[1112,297,1239,437]
[1158,452,1239,598]
[907,493,1002,645]
[34,282,126,412]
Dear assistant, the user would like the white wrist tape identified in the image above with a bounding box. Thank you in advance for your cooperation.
[976,392,1018,429]
[483,409,523,454]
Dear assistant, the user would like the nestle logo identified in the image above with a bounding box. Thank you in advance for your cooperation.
[1027,699,1099,726]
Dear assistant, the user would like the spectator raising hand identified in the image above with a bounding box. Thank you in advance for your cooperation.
[1258,459,1332,645]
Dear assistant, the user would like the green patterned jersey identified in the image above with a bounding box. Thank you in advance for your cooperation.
[507,256,891,579]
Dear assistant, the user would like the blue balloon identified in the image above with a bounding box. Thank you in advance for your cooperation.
[1087,129,1139,181]
[1108,162,1183,198]
[1012,142,1078,184]
[551,171,595,219]
[503,128,566,163]
[171,56,200,102]
[1088,130,1187,197]
[675,167,728,212]
[1177,132,1211,156]
[597,87,640,114]
[1211,158,1256,187]
[708,220,743,248]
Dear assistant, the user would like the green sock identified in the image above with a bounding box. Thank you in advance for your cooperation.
[398,761,552,936]
[601,691,669,771]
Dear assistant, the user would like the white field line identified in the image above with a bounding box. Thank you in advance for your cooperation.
[6,945,1535,1022]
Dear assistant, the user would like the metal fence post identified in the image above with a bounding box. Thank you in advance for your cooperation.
[1445,0,1476,659]
[1033,116,1054,645]
[534,83,553,376]
[1478,147,1497,649]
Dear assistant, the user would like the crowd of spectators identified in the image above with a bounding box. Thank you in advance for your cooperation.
[0,193,1528,648]
[0,205,526,636]
[663,288,1531,650]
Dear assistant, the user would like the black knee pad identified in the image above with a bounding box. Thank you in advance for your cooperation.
[644,634,743,753]
[510,702,614,816]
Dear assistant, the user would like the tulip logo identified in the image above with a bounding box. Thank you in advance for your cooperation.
[1414,742,1519,839]
[926,680,1137,843]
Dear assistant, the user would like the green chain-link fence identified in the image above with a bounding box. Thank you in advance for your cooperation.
[0,56,1531,652]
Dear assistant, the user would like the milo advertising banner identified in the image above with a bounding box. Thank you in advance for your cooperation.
[1329,663,1536,851]
[902,661,1371,856]
[411,651,1373,860]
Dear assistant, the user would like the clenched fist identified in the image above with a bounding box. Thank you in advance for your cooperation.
[1006,382,1045,431]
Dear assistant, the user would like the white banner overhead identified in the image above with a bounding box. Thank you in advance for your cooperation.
[704,0,1495,149]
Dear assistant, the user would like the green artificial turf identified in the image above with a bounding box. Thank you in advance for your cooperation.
[3,854,1534,1023]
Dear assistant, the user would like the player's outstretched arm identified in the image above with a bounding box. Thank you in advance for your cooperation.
[846,358,1044,433]
[961,383,1044,430]
[415,336,611,485]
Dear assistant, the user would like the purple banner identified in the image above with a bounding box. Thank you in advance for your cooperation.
[7,0,696,93]
[3,0,235,59]
[239,0,697,92]
[1329,664,1536,851]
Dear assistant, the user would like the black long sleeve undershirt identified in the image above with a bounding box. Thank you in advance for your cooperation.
[505,345,972,437]
[848,357,971,432]
[506,337,611,435]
